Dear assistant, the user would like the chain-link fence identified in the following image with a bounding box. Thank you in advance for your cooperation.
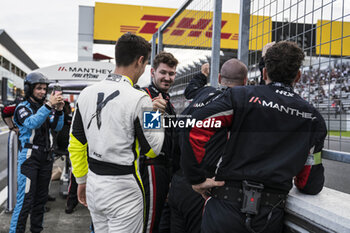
[151,0,223,112]
[245,0,350,152]
[153,0,350,152]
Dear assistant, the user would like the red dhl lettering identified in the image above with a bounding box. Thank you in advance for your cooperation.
[133,14,239,40]
[177,18,211,30]
[139,15,173,34]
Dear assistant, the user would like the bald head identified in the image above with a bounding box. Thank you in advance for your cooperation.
[220,58,248,87]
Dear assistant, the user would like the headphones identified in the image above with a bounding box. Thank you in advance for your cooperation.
[24,83,30,94]
[24,82,31,99]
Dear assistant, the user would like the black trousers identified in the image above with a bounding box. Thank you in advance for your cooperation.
[16,150,53,233]
[168,173,204,233]
[67,170,78,206]
[141,164,171,233]
[201,198,284,233]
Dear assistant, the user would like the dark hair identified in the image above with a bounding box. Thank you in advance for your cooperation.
[63,101,72,115]
[264,41,305,85]
[115,33,151,67]
[24,72,49,100]
[153,52,178,70]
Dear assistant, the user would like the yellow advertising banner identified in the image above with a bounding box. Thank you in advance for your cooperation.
[316,20,350,56]
[94,3,271,50]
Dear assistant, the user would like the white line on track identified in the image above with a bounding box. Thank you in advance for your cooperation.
[0,186,8,206]
[0,128,9,206]
[0,129,9,136]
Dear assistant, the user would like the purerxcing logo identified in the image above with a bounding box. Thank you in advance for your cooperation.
[249,96,316,120]
[143,110,222,129]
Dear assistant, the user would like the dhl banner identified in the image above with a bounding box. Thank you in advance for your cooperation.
[94,3,271,50]
[316,20,350,56]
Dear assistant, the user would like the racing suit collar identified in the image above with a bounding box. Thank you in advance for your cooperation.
[268,82,293,92]
[106,74,134,86]
[124,75,134,86]
[219,86,229,91]
[150,82,170,100]
[27,97,43,111]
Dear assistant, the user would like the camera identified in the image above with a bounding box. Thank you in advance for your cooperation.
[52,84,62,94]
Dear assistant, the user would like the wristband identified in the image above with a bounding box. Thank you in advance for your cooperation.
[46,101,53,108]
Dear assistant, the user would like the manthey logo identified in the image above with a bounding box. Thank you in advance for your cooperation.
[143,110,222,129]
[58,67,68,72]
[122,15,239,41]
[249,95,316,120]
[57,66,113,79]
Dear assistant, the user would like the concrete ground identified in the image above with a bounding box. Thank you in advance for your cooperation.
[0,180,91,233]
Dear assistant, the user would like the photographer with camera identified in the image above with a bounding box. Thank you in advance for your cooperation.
[9,72,64,233]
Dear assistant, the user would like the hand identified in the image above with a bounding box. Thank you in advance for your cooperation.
[262,41,276,57]
[55,100,65,111]
[77,183,88,207]
[152,93,167,113]
[201,63,210,77]
[192,178,225,199]
[48,91,62,106]
[48,91,63,106]
[13,127,19,134]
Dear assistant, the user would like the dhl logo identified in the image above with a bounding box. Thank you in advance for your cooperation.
[120,14,239,40]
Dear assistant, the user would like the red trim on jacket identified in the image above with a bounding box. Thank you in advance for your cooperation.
[189,114,233,164]
[145,88,153,100]
[294,165,311,189]
[3,105,16,115]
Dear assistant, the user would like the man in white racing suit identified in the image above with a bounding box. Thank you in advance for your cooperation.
[68,33,164,233]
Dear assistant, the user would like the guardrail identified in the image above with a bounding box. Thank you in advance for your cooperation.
[284,149,350,232]
[285,187,350,233]
[6,130,17,213]
[322,149,350,164]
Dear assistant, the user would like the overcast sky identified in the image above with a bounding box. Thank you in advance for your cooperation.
[0,0,240,68]
[0,0,347,68]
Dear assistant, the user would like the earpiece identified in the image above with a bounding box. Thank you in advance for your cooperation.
[24,83,30,96]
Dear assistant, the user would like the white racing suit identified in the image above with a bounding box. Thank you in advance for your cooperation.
[68,74,164,233]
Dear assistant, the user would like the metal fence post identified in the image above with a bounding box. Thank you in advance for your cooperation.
[6,130,17,213]
[78,6,94,61]
[210,0,222,88]
[151,33,157,68]
[157,29,163,54]
[238,0,251,67]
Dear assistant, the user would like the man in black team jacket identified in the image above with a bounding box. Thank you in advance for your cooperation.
[141,52,181,233]
[168,59,248,233]
[181,41,327,233]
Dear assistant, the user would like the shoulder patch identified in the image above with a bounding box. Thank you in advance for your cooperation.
[15,105,32,125]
